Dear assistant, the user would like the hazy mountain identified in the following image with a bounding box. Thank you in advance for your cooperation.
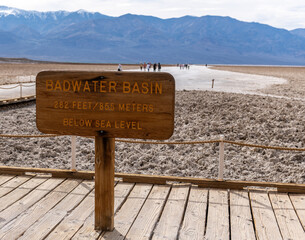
[290,28,305,39]
[1,6,305,64]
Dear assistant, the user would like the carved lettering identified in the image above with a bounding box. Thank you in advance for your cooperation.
[132,82,140,94]
[95,120,112,128]
[115,121,142,130]
[63,118,92,127]
[45,79,163,95]
[118,103,154,112]
[100,81,107,93]
[142,82,149,94]
[83,81,90,92]
[109,81,117,92]
[54,80,62,91]
[72,81,81,92]
[46,80,53,90]
[123,82,130,93]
[37,71,174,139]
[63,80,71,92]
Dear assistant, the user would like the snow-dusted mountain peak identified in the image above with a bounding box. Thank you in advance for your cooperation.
[0,6,95,20]
[0,6,21,16]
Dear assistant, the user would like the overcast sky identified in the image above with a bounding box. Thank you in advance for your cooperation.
[2,0,305,30]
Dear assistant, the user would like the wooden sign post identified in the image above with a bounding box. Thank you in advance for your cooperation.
[36,71,175,231]
[95,136,115,230]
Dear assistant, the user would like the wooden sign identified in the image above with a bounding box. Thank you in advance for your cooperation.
[36,70,175,231]
[36,71,175,140]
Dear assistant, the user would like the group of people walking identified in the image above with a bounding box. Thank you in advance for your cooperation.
[140,62,161,72]
[178,63,190,70]
[117,62,162,72]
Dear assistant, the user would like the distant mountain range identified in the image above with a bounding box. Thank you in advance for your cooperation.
[1,5,305,65]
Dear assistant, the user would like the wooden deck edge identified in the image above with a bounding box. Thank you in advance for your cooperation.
[0,166,304,193]
[0,166,94,180]
[0,96,36,106]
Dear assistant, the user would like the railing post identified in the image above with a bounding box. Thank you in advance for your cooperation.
[20,83,22,98]
[71,136,76,171]
[218,135,225,180]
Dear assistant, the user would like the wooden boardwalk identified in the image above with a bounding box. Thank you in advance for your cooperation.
[0,96,35,106]
[0,173,304,239]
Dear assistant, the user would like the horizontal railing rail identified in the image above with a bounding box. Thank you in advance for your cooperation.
[1,133,305,181]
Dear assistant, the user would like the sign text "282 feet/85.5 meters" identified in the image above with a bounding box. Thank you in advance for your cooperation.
[36,71,175,140]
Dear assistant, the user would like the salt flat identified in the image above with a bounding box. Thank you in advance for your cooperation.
[162,65,286,94]
[0,65,287,100]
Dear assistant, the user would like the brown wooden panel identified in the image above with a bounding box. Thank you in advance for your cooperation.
[269,192,305,240]
[45,191,95,240]
[101,183,153,240]
[0,175,32,198]
[230,190,256,240]
[0,177,64,229]
[0,179,81,239]
[290,194,305,230]
[205,189,230,240]
[36,71,175,139]
[250,191,282,240]
[0,176,47,212]
[126,185,171,240]
[179,187,208,240]
[72,182,134,239]
[0,175,16,186]
[19,180,94,239]
[152,185,190,240]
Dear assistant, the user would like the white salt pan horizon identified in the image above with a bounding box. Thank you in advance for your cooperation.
[161,65,287,94]
[0,66,287,100]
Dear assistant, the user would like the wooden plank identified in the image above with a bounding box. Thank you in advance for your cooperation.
[126,185,171,240]
[0,170,25,176]
[0,175,32,198]
[250,190,282,240]
[0,175,15,186]
[100,183,153,240]
[18,180,94,240]
[52,171,94,180]
[72,182,135,239]
[0,96,35,106]
[0,179,81,239]
[95,136,115,231]
[230,190,256,240]
[277,186,305,193]
[0,166,95,179]
[270,192,305,239]
[179,187,208,240]
[122,176,166,185]
[0,177,63,229]
[205,189,230,240]
[119,173,305,193]
[45,190,95,239]
[112,182,135,214]
[0,176,48,212]
[290,194,305,230]
[151,184,190,240]
[36,71,175,139]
